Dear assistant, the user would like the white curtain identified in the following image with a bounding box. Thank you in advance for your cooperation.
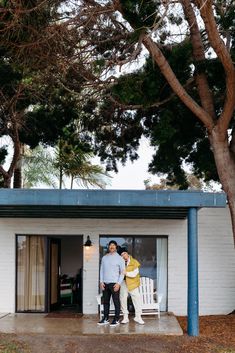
[156,238,167,311]
[17,236,45,311]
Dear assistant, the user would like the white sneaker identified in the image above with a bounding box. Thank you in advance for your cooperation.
[134,317,145,325]
[121,316,129,324]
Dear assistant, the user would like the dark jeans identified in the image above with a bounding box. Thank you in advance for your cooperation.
[103,283,120,321]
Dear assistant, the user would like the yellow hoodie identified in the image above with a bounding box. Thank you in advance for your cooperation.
[125,256,140,291]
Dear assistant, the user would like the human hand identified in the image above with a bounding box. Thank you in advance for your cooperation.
[113,283,120,292]
[123,269,127,275]
[100,282,105,291]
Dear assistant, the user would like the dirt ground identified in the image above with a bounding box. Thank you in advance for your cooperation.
[0,315,234,353]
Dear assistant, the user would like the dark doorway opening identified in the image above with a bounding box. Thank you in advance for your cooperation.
[48,235,83,314]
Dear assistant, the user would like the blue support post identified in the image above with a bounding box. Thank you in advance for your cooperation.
[187,207,199,336]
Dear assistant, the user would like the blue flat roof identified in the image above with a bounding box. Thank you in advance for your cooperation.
[0,189,227,219]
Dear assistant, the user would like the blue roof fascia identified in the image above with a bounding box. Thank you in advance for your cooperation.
[0,189,227,208]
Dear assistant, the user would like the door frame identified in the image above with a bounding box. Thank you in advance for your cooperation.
[47,238,61,312]
[99,234,168,311]
[15,234,84,313]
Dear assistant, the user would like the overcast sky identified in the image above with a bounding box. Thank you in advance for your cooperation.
[104,137,160,190]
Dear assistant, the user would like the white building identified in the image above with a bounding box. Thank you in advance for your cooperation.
[0,189,234,321]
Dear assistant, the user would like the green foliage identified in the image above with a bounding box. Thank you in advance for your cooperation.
[0,0,90,188]
[0,0,234,191]
[22,145,57,188]
[0,0,64,68]
[112,41,192,108]
[54,127,110,189]
[120,0,162,29]
[20,88,80,148]
[99,20,233,187]
[0,146,8,165]
[0,337,27,352]
[0,61,22,95]
[22,140,110,189]
[81,97,143,172]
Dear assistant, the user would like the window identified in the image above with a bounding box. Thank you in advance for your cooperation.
[100,236,168,311]
[16,235,46,312]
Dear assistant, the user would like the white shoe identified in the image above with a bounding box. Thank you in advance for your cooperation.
[134,317,145,325]
[121,316,129,324]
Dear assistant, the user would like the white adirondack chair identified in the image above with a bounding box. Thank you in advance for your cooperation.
[139,276,162,319]
[96,293,120,320]
[96,277,162,319]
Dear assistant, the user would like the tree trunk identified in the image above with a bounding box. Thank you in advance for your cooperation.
[209,127,235,244]
[115,0,235,244]
[0,166,11,188]
[1,113,23,189]
[13,144,25,188]
[59,167,63,189]
[71,176,74,189]
[3,175,11,188]
[181,0,215,120]
[13,167,22,188]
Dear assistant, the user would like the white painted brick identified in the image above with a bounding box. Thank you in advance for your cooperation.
[0,208,234,315]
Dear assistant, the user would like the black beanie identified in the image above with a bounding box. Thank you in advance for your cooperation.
[117,246,128,255]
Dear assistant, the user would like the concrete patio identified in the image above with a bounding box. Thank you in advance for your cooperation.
[0,313,183,336]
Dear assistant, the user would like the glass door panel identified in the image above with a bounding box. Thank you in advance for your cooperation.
[100,235,168,311]
[51,242,59,305]
[49,239,60,310]
[17,235,45,312]
[134,237,157,282]
[99,237,133,257]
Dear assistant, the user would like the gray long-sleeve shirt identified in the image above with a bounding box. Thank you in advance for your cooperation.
[100,252,125,285]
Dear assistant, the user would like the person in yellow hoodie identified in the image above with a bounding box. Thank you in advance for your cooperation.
[118,247,145,325]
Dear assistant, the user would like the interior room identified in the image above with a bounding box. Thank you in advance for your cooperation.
[50,235,83,313]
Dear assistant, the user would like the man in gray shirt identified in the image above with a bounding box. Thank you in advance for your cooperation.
[98,240,125,327]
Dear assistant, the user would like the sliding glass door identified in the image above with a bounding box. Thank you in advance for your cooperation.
[100,236,168,311]
[49,238,61,311]
[16,235,46,312]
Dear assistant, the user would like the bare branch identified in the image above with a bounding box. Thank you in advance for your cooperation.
[196,0,235,133]
[180,0,216,120]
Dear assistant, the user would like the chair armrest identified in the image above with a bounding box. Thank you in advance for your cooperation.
[153,291,163,303]
[157,294,163,303]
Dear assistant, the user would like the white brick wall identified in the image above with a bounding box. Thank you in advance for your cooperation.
[0,207,234,315]
[198,207,235,315]
[0,226,15,313]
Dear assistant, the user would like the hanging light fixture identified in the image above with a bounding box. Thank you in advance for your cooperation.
[84,235,92,249]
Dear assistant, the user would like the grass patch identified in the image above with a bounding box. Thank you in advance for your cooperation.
[216,350,235,353]
[0,339,28,353]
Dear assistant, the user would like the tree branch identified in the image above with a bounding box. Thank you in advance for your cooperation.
[197,0,235,134]
[181,0,216,120]
[114,0,214,131]
[142,36,213,131]
[109,77,195,110]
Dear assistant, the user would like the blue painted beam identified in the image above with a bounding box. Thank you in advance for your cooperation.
[0,189,227,208]
[187,207,199,336]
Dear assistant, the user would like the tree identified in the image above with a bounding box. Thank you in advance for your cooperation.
[0,0,84,187]
[54,127,110,189]
[144,173,219,191]
[21,145,57,188]
[21,143,109,189]
[1,1,235,243]
[0,47,32,187]
[70,0,235,243]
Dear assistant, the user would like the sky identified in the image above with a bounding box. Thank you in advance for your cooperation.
[103,137,160,190]
[104,137,222,191]
[1,134,222,191]
[1,135,161,190]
